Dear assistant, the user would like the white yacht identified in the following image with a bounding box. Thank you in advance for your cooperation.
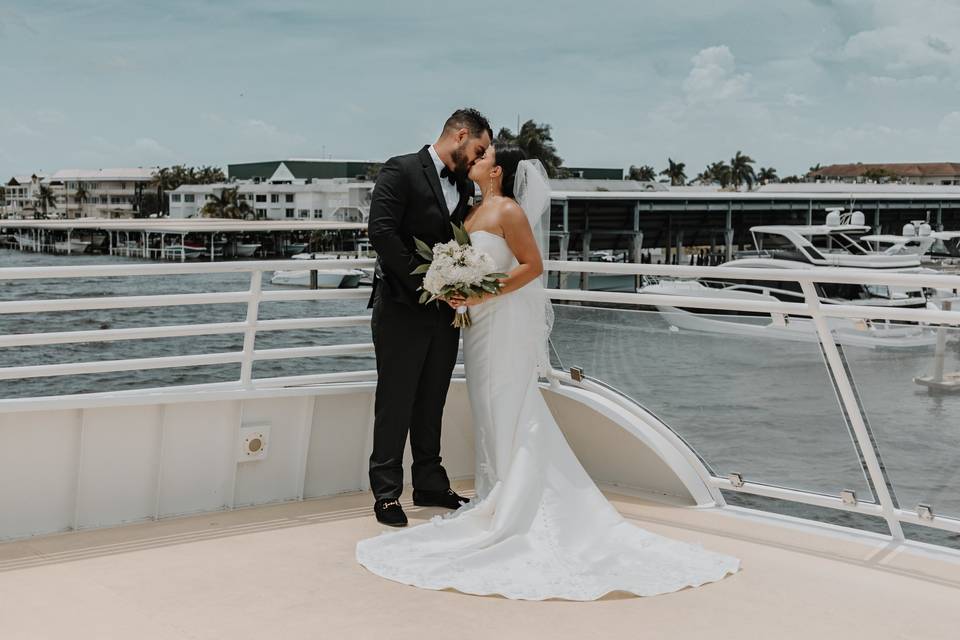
[1,257,959,639]
[638,215,939,348]
[640,276,937,348]
[862,221,939,259]
[234,242,261,257]
[52,238,92,254]
[271,252,365,288]
[737,210,922,271]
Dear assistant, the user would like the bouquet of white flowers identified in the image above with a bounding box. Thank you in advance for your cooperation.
[411,223,507,328]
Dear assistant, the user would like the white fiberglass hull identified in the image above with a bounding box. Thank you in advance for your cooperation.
[235,243,260,257]
[656,306,937,349]
[640,281,936,349]
[270,269,364,288]
[53,239,91,253]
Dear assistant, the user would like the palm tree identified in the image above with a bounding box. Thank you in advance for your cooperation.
[73,182,89,217]
[696,161,732,187]
[627,165,657,181]
[659,158,687,186]
[495,119,565,178]
[729,151,756,191]
[757,167,778,185]
[807,163,822,181]
[34,184,57,219]
[195,165,226,184]
[150,167,175,216]
[200,188,253,219]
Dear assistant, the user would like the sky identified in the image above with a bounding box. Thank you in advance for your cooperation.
[1,0,959,179]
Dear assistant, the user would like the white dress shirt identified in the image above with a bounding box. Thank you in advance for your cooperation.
[428,145,460,215]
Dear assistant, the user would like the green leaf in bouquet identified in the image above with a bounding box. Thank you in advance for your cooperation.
[410,263,430,275]
[418,290,431,304]
[487,272,509,279]
[480,281,499,293]
[451,222,471,246]
[414,237,434,261]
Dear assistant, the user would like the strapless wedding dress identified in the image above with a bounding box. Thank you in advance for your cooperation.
[356,230,740,600]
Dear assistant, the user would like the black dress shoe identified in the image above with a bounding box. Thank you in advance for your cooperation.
[374,498,408,527]
[412,488,470,510]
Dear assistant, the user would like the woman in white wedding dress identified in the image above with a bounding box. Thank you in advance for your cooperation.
[355,148,740,600]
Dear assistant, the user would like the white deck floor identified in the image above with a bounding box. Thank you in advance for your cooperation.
[2,481,959,640]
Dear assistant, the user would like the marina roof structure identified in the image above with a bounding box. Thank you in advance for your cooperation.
[0,218,366,233]
[47,168,157,182]
[550,187,960,201]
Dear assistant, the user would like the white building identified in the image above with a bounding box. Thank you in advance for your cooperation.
[169,173,374,223]
[4,169,157,219]
[48,168,157,218]
[2,174,47,218]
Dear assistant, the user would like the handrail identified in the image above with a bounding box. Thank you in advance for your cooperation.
[1,258,959,542]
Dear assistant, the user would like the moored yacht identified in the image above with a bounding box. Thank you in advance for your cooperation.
[637,214,938,348]
[271,252,365,288]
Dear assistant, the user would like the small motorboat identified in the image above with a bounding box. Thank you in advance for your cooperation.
[271,252,365,288]
[53,239,92,254]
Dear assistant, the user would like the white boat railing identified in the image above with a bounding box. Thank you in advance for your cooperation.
[2,258,960,544]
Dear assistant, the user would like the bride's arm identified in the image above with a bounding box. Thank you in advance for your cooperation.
[461,201,543,306]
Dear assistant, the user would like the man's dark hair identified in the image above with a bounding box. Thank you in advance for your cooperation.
[443,108,493,141]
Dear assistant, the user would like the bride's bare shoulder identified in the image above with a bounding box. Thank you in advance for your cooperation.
[494,197,526,223]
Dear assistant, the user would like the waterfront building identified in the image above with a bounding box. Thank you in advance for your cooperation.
[48,168,157,218]
[169,177,373,222]
[810,162,960,185]
[3,168,157,219]
[2,174,47,217]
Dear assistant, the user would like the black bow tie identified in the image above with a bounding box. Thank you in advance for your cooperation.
[439,165,457,186]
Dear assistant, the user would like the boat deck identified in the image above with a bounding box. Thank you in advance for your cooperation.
[2,481,959,640]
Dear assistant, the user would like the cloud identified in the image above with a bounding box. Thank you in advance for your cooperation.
[7,122,38,136]
[133,137,174,157]
[853,73,939,87]
[682,45,751,104]
[939,111,960,135]
[99,56,138,71]
[35,108,66,125]
[236,118,307,149]
[784,92,814,107]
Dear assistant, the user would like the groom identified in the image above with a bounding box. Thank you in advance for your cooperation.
[366,108,493,526]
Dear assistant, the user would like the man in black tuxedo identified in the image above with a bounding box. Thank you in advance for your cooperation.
[366,108,493,526]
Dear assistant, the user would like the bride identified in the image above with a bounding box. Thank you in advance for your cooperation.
[356,147,740,600]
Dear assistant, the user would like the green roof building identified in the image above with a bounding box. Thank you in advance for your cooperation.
[228,159,380,181]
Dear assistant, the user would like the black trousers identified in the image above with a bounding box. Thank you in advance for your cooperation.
[369,294,459,501]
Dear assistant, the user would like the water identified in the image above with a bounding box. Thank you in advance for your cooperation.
[2,248,959,547]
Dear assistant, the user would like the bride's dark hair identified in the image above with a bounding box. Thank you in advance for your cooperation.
[494,145,527,199]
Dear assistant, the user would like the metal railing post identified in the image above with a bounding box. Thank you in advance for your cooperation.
[799,279,905,540]
[239,270,263,386]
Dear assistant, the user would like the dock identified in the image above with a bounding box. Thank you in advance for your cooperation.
[0,219,368,261]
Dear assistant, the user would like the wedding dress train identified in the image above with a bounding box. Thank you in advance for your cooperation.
[356,230,740,600]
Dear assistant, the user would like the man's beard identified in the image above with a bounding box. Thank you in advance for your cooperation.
[450,145,471,178]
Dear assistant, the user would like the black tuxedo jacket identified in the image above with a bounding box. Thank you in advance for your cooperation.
[367,145,475,309]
